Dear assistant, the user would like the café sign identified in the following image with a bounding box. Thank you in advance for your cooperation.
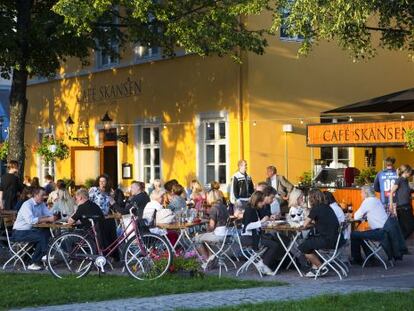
[77,77,142,103]
[307,120,414,147]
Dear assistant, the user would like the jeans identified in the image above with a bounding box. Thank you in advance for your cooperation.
[12,229,50,264]
[351,229,384,262]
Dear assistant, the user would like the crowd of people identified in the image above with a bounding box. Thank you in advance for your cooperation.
[0,156,413,277]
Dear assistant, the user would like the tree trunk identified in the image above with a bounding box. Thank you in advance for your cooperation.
[8,0,33,178]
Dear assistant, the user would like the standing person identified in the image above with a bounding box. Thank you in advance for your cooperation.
[230,160,254,217]
[266,165,293,215]
[0,160,24,210]
[89,174,119,261]
[390,165,414,239]
[374,157,398,208]
[12,187,55,270]
[298,189,339,277]
[43,175,55,195]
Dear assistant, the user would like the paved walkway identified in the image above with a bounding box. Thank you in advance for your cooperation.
[15,273,414,311]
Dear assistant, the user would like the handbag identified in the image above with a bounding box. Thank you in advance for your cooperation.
[156,208,175,224]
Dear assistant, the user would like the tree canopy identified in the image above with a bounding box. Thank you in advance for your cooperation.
[271,0,414,61]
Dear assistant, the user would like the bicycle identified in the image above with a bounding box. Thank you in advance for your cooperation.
[46,208,173,280]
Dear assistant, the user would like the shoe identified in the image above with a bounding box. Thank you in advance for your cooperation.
[42,255,54,262]
[27,263,42,271]
[304,266,328,278]
[305,268,317,278]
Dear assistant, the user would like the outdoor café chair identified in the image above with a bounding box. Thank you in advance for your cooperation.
[314,222,349,280]
[362,240,394,270]
[2,215,33,271]
[203,221,237,278]
[233,222,267,278]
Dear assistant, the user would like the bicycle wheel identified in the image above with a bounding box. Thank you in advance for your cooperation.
[47,232,94,279]
[124,233,172,280]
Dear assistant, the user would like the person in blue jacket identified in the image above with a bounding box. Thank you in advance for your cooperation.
[374,157,397,209]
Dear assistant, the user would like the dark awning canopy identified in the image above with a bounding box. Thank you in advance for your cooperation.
[323,88,414,114]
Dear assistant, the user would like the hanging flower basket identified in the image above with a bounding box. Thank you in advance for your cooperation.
[0,140,9,161]
[404,128,414,152]
[36,137,70,163]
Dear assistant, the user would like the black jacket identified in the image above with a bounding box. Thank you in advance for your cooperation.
[381,216,408,260]
[232,171,254,200]
[113,192,150,217]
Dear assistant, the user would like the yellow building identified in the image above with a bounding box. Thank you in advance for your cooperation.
[25,13,414,190]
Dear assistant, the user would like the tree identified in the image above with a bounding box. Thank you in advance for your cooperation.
[270,0,414,61]
[1,0,272,177]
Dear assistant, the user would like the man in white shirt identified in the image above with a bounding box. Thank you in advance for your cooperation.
[142,188,166,225]
[12,187,55,270]
[351,185,388,265]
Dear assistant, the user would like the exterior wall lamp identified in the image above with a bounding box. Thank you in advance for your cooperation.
[65,116,90,146]
[101,111,128,144]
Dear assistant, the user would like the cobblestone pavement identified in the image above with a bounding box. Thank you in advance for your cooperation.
[6,237,414,311]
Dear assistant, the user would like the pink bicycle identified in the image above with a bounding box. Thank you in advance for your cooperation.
[46,210,172,280]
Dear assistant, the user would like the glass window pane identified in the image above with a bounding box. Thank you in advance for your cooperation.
[154,148,160,165]
[219,145,226,163]
[153,127,160,144]
[219,165,226,184]
[144,149,151,165]
[143,128,151,144]
[219,122,226,139]
[206,123,215,140]
[206,165,215,184]
[206,145,215,163]
[144,167,151,183]
[154,166,160,180]
[338,147,349,160]
[321,147,333,160]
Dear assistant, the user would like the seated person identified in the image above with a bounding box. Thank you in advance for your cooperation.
[255,184,279,222]
[167,184,187,212]
[323,191,346,224]
[12,187,55,271]
[298,189,339,277]
[350,185,388,265]
[113,181,150,217]
[142,189,167,226]
[287,188,308,221]
[68,188,104,228]
[241,191,284,275]
[195,188,229,265]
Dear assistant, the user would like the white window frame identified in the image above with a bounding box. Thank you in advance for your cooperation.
[36,127,56,183]
[196,111,229,190]
[137,122,162,186]
[96,8,120,69]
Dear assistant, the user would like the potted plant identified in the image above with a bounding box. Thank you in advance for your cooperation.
[36,137,69,163]
[169,251,204,278]
[84,178,96,189]
[355,167,377,186]
[298,171,312,187]
[404,128,414,151]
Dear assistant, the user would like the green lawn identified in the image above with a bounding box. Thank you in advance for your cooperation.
[193,290,414,311]
[0,273,284,310]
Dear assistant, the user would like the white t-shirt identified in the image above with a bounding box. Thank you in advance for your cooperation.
[142,201,163,225]
[330,202,346,223]
[354,197,388,230]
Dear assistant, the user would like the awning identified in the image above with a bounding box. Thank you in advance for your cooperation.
[323,88,414,114]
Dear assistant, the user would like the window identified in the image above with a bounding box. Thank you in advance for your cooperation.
[280,1,304,42]
[140,125,161,183]
[97,38,119,68]
[198,113,229,186]
[37,129,55,182]
[320,118,350,166]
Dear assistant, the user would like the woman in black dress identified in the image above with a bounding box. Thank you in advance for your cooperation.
[390,164,414,239]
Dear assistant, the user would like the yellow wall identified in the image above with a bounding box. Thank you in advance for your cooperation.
[26,55,241,188]
[246,12,414,182]
[25,12,414,188]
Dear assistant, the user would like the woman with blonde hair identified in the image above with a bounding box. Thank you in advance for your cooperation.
[48,179,76,219]
[288,188,307,222]
[195,188,229,267]
[190,179,206,211]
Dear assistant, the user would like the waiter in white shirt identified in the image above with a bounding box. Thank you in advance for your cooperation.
[350,185,388,265]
